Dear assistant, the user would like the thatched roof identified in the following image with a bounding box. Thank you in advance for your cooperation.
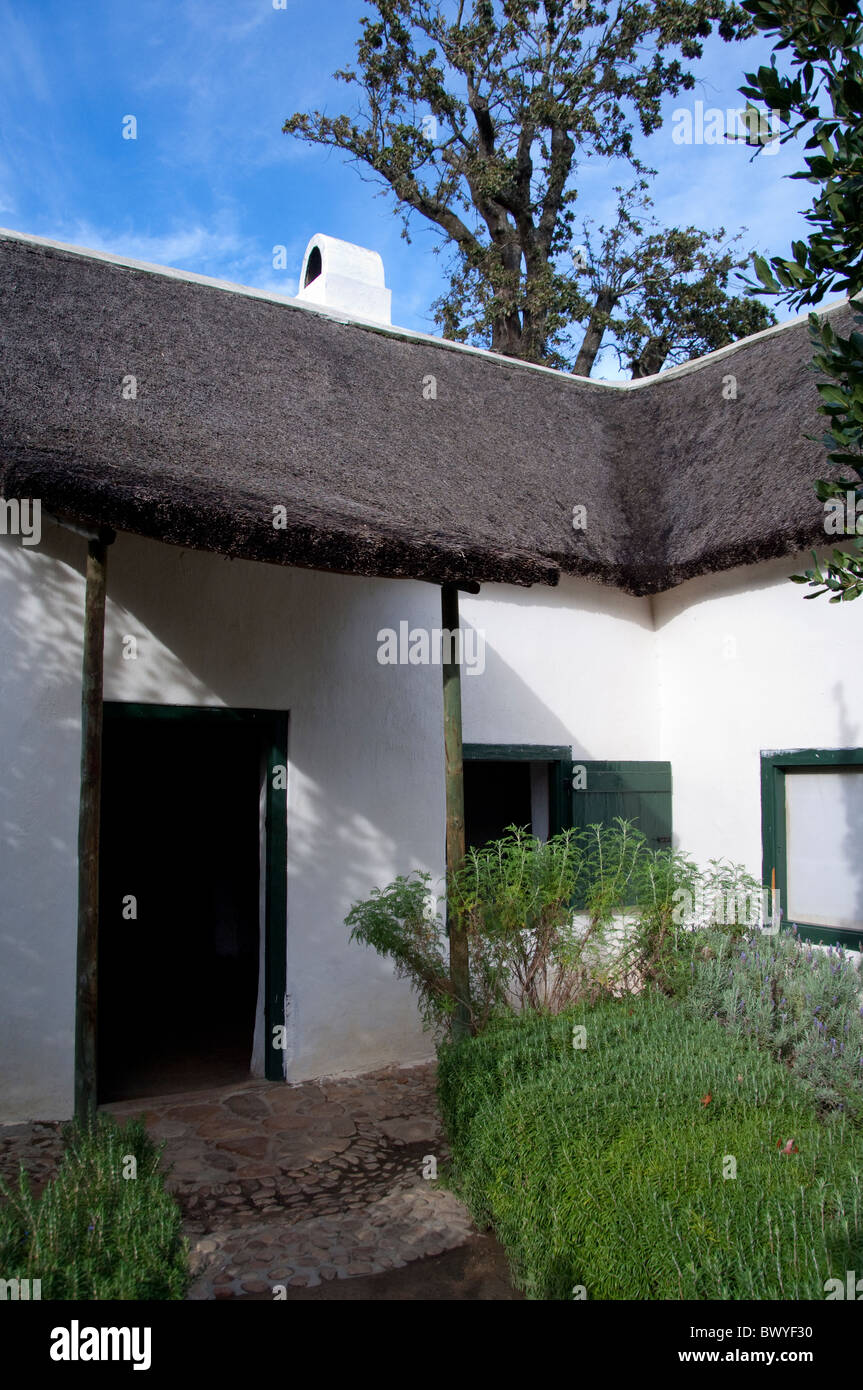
[0,229,850,594]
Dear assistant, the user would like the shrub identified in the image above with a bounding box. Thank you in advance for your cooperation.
[345,872,454,1029]
[452,824,616,1021]
[686,926,863,1125]
[346,822,756,1034]
[0,1116,189,1300]
[437,994,863,1299]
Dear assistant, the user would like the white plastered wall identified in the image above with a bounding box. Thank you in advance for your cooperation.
[0,526,85,1122]
[460,576,660,757]
[652,551,863,877]
[0,525,445,1120]
[10,525,853,1123]
[0,530,663,1122]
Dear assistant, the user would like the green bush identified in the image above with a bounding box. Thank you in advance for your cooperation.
[347,821,754,1034]
[437,994,863,1299]
[345,871,454,1029]
[686,926,863,1125]
[0,1116,189,1300]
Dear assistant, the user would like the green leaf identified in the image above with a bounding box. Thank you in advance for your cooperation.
[817,385,848,405]
[753,254,781,293]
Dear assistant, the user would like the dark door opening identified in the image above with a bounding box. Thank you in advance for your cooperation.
[98,710,265,1102]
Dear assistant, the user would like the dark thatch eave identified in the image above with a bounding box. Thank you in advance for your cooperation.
[0,230,852,595]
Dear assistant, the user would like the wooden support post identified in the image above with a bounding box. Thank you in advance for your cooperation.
[441,582,471,1041]
[74,532,111,1125]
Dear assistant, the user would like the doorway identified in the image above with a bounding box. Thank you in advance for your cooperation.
[97,704,287,1102]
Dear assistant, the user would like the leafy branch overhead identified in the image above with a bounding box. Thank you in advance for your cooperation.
[741,0,863,600]
[284,0,772,376]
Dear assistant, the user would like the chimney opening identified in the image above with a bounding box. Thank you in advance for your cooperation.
[297,233,392,325]
[304,245,322,287]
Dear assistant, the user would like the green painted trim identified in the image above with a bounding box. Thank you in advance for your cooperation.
[760,748,863,947]
[463,744,571,762]
[104,702,278,725]
[563,760,672,908]
[574,770,671,792]
[570,762,673,841]
[760,747,863,768]
[263,717,289,1081]
[103,702,289,1082]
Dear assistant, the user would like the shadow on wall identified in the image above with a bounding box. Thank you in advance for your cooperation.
[2,522,644,1095]
[98,534,596,1073]
[834,682,863,933]
[649,551,813,630]
[0,527,88,1119]
[99,530,593,887]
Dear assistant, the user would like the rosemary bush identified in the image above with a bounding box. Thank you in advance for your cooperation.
[0,1116,189,1300]
[437,995,863,1300]
[346,821,756,1035]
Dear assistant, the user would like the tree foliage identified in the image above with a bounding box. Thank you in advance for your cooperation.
[570,182,775,375]
[741,0,863,600]
[284,0,770,375]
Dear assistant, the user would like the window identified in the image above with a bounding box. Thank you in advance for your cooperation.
[463,745,570,851]
[761,749,863,948]
[462,749,673,857]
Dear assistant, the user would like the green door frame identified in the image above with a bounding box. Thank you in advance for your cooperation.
[102,702,289,1081]
[463,744,572,837]
[761,747,863,949]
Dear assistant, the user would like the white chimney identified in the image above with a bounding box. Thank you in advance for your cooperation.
[297,233,392,325]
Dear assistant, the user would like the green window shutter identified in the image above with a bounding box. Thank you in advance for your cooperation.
[570,761,672,851]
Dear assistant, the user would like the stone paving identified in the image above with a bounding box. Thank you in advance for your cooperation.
[1,1061,481,1299]
[0,1120,65,1199]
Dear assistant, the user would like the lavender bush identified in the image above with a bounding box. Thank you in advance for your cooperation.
[686,925,863,1125]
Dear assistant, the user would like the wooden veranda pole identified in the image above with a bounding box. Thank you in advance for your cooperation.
[441,582,471,1042]
[74,530,112,1125]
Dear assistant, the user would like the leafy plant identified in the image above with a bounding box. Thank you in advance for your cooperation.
[741,0,863,599]
[346,821,757,1033]
[346,871,455,1029]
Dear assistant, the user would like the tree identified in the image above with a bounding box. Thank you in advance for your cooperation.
[283,0,765,375]
[741,0,863,600]
[568,184,774,375]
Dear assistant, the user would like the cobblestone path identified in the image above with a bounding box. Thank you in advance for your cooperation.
[0,1062,480,1299]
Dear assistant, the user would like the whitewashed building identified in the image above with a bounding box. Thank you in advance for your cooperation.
[1,227,861,1124]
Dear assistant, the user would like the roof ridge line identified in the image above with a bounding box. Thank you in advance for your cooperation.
[3,224,850,391]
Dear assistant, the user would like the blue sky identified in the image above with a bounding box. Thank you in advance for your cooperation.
[0,0,812,375]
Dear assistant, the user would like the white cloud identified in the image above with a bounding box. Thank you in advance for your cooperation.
[27,216,310,297]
